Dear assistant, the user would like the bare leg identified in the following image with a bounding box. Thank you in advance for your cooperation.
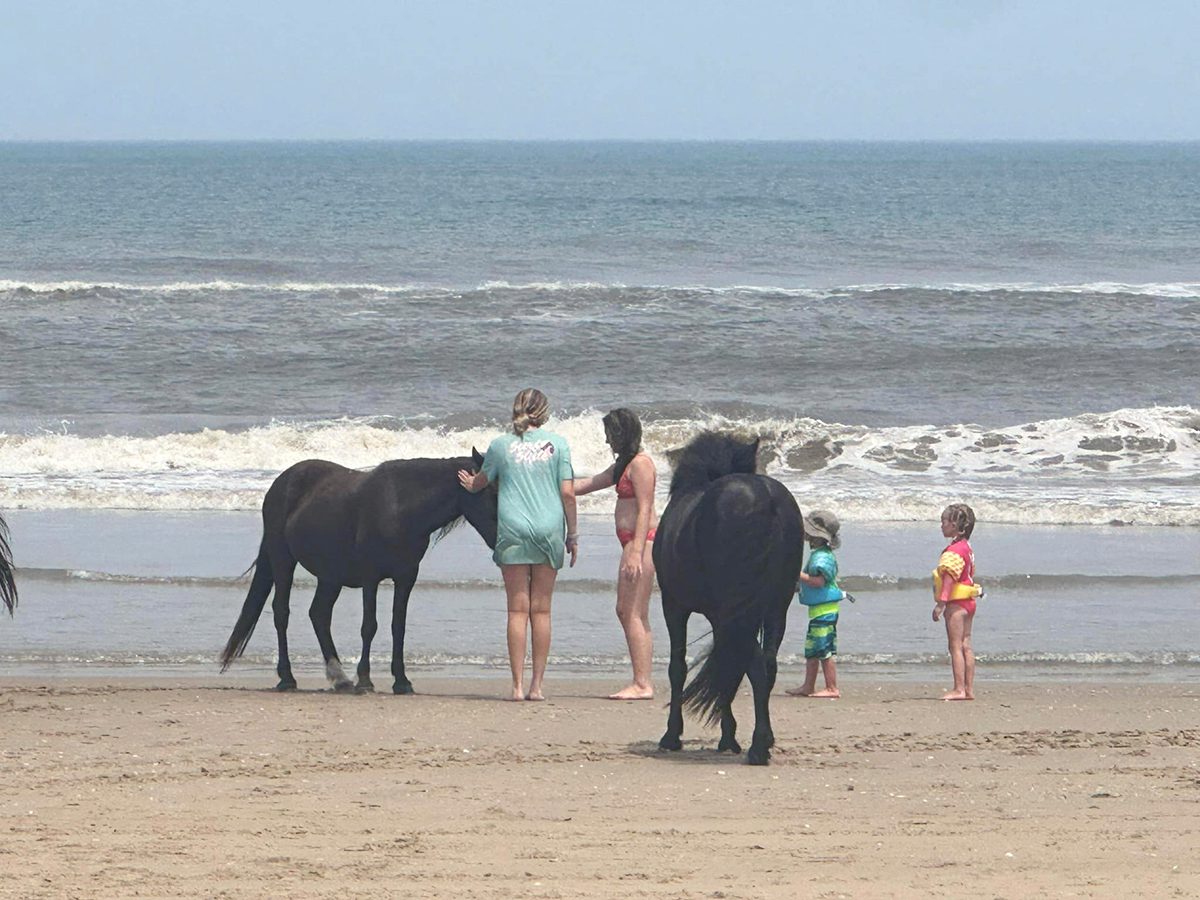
[501,565,531,700]
[527,564,557,700]
[786,658,819,696]
[962,609,975,699]
[809,657,840,698]
[610,542,655,699]
[941,604,973,700]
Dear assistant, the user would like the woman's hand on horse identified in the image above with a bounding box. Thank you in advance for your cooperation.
[457,469,484,492]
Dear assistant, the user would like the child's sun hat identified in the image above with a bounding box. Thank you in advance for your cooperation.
[803,510,841,550]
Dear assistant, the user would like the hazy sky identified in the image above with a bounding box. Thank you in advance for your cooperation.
[4,0,1198,140]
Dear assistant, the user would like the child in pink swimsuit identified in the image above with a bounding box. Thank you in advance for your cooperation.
[932,503,979,700]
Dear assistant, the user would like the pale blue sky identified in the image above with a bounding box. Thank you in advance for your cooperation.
[3,0,1198,140]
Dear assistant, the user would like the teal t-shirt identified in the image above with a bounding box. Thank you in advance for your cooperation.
[798,546,843,618]
[482,428,574,568]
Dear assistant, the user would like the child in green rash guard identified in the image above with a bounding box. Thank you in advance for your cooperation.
[786,510,845,699]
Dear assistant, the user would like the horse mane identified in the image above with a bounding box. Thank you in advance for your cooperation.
[668,431,760,496]
[432,515,466,546]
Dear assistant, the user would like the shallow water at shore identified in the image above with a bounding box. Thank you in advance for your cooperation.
[4,509,1197,683]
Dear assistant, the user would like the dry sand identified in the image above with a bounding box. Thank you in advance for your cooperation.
[1,675,1197,898]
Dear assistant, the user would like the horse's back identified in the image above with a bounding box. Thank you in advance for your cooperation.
[656,473,803,613]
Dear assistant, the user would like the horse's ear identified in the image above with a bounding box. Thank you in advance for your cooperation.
[734,436,760,474]
[471,446,485,469]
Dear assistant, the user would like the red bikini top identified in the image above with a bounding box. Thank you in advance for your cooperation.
[615,457,642,499]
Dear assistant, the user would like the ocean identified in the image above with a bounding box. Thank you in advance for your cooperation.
[1,141,1197,682]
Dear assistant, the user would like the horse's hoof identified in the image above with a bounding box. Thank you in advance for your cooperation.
[658,734,682,752]
[747,747,771,766]
[392,681,414,695]
[274,680,297,692]
[718,738,742,754]
[356,679,375,693]
[332,679,357,694]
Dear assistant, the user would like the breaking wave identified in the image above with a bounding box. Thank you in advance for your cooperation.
[2,405,1198,524]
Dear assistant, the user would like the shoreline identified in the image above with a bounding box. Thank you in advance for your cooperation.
[1,677,1196,897]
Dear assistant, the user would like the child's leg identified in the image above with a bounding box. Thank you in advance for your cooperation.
[810,656,839,698]
[942,604,972,700]
[961,609,975,699]
[787,658,819,696]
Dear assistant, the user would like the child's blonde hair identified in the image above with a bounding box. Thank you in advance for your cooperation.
[941,503,976,539]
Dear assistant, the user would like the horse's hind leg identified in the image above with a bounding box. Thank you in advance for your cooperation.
[271,559,298,691]
[745,608,787,765]
[658,600,689,752]
[355,581,379,692]
[309,580,354,692]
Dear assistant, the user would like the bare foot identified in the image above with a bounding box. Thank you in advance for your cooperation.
[785,686,814,697]
[510,686,526,701]
[608,685,654,700]
[526,691,546,702]
[808,688,840,699]
[941,690,972,701]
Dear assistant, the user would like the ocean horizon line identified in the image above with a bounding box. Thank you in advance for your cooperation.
[5,137,1200,146]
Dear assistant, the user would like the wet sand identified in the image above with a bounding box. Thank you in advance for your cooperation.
[1,676,1197,897]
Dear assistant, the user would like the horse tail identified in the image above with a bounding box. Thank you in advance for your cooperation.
[682,612,761,727]
[219,541,274,670]
[0,514,16,616]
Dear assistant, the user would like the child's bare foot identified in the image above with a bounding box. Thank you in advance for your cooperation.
[809,688,840,699]
[608,684,654,700]
[510,687,526,701]
[785,686,814,697]
[941,690,972,701]
[526,685,546,701]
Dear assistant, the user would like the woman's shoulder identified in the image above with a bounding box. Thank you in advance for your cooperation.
[488,433,515,452]
[628,452,656,472]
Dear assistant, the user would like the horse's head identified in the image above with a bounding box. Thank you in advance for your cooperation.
[459,447,499,549]
[668,431,760,495]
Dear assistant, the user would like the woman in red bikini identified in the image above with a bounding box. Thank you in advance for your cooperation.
[573,408,658,699]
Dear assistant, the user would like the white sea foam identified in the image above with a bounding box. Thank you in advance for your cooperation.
[1,406,1197,523]
[3,279,1198,299]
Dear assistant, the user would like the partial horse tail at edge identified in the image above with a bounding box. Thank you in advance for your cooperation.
[219,542,274,671]
[681,612,761,727]
[0,514,16,616]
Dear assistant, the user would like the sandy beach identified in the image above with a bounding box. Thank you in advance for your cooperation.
[1,676,1196,898]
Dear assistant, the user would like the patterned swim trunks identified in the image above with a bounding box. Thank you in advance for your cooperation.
[804,612,838,660]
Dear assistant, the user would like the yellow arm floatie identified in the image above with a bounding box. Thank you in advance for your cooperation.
[932,551,982,601]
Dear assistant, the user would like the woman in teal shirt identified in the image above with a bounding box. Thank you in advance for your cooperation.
[459,388,578,701]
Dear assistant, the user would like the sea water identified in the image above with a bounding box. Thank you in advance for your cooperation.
[1,142,1197,680]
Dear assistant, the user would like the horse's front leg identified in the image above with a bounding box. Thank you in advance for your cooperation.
[390,567,420,695]
[356,581,380,692]
[718,707,741,754]
[309,580,353,692]
[658,599,688,752]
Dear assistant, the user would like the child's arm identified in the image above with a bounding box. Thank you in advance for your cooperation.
[798,571,826,588]
[932,572,955,621]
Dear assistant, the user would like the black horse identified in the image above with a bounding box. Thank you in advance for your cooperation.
[653,432,804,765]
[0,512,16,617]
[220,453,497,693]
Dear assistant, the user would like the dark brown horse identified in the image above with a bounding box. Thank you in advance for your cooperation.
[653,432,804,765]
[0,512,16,617]
[220,453,497,693]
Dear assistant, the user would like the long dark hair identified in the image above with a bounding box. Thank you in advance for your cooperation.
[603,408,643,482]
